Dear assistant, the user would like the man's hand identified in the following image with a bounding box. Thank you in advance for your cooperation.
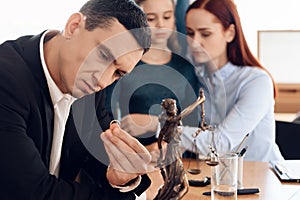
[145,141,167,164]
[100,122,152,186]
[120,114,159,136]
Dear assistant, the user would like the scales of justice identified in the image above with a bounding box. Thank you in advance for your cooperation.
[153,88,219,200]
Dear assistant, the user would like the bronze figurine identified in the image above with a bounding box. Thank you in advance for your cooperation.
[154,89,206,200]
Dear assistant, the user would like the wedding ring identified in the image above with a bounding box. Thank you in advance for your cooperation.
[110,120,121,126]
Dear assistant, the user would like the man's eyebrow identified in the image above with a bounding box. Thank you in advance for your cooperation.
[97,44,115,59]
[97,44,131,76]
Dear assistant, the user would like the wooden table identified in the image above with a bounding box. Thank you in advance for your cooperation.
[146,158,300,200]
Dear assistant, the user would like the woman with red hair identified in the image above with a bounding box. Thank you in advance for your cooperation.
[181,0,284,162]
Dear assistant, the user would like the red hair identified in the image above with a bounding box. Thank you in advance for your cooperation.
[187,0,277,97]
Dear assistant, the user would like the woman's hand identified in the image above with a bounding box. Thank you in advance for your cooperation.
[120,114,159,136]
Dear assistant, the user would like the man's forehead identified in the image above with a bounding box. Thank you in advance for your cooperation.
[101,30,142,58]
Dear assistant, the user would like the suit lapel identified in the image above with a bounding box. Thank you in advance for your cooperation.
[20,31,55,167]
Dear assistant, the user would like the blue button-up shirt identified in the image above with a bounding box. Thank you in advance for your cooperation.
[181,62,284,162]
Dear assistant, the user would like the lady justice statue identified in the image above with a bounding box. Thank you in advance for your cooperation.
[154,89,209,200]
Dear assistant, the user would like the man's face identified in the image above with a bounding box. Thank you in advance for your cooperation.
[59,16,144,98]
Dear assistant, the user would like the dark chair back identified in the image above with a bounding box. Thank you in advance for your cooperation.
[275,120,300,159]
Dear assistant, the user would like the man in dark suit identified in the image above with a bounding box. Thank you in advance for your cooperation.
[0,0,152,199]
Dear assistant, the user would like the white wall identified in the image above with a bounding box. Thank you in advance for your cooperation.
[1,0,300,82]
[234,0,300,56]
[1,0,300,53]
[234,0,300,83]
[0,1,86,44]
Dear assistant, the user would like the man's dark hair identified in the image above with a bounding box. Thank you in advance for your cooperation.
[80,0,151,53]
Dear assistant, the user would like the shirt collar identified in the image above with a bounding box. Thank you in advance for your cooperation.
[194,63,206,79]
[214,62,236,80]
[39,30,76,106]
[195,62,236,80]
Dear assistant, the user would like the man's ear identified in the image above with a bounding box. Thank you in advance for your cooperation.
[63,12,85,39]
[226,24,236,43]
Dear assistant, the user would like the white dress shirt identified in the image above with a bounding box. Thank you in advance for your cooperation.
[39,31,76,177]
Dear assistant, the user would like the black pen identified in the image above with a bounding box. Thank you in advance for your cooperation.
[239,145,248,157]
[235,133,249,154]
[203,188,260,196]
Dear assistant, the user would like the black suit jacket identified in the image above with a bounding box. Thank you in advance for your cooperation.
[0,32,150,200]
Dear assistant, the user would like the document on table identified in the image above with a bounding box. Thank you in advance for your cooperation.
[270,160,300,182]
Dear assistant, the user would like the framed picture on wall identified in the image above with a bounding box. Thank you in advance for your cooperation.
[257,30,300,113]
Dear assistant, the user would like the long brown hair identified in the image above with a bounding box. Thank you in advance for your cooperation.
[187,0,277,97]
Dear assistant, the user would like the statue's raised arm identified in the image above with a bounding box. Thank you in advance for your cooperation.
[178,88,205,119]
